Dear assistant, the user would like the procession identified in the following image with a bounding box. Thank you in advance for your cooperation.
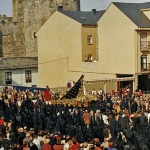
[1,0,150,150]
[0,82,148,150]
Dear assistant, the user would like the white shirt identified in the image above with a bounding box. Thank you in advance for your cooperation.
[63,143,69,150]
[147,113,150,123]
[92,90,96,95]
[98,89,103,95]
[102,114,109,125]
[33,138,41,150]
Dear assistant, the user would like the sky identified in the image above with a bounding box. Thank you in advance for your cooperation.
[0,0,150,17]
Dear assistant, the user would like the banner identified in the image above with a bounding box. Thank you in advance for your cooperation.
[61,75,84,99]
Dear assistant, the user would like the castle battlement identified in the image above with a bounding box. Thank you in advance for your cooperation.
[0,14,13,24]
[0,0,80,58]
[0,14,7,20]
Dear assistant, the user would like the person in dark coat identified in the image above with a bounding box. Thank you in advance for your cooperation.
[139,111,147,133]
[46,115,55,132]
[65,125,75,139]
[17,127,26,147]
[120,98,129,111]
[134,132,149,150]
[120,113,129,132]
[130,100,138,113]
[76,126,84,143]
[66,109,74,126]
[2,135,11,150]
[73,109,81,127]
[109,114,116,138]
[90,110,97,137]
[86,127,94,142]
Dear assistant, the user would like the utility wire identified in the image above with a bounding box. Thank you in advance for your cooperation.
[39,57,67,64]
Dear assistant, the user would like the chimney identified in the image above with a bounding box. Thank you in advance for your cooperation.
[92,9,96,15]
[58,6,63,11]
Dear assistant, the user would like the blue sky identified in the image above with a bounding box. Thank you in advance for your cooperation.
[80,0,150,11]
[0,0,12,16]
[0,0,150,17]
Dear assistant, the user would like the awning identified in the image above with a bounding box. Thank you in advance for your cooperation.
[84,77,135,84]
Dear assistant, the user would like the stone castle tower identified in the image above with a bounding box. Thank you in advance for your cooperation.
[0,0,80,58]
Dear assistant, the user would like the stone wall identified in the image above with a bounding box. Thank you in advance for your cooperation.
[0,0,80,58]
[0,14,26,57]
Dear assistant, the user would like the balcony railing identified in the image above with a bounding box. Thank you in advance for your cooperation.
[141,63,150,71]
[140,41,150,52]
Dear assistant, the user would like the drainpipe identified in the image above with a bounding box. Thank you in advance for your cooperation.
[134,27,140,92]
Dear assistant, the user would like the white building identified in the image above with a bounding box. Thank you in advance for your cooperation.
[0,57,38,87]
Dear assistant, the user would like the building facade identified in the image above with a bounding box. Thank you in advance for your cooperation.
[98,2,150,92]
[37,2,150,93]
[0,57,38,87]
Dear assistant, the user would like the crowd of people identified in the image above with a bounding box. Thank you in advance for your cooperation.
[0,84,149,150]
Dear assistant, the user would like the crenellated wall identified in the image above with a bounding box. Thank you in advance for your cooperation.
[0,0,80,58]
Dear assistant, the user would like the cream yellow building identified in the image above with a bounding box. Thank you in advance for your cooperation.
[36,7,107,91]
[37,2,150,93]
[98,2,150,92]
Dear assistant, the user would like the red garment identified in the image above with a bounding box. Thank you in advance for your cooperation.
[53,144,63,150]
[23,146,30,150]
[42,144,52,150]
[0,119,4,125]
[69,143,80,150]
[44,88,51,101]
[95,147,102,150]
[54,135,61,141]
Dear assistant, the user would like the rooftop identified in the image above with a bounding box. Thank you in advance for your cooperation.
[113,2,150,28]
[0,57,38,70]
[58,8,105,25]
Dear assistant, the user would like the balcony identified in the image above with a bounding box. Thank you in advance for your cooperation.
[141,63,150,71]
[140,41,150,52]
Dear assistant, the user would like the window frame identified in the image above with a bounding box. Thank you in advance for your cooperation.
[140,32,147,50]
[141,55,147,70]
[87,35,92,45]
[5,72,12,84]
[25,70,32,83]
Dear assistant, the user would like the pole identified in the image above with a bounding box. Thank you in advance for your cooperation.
[104,81,106,94]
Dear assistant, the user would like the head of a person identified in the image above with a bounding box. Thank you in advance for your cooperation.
[26,132,31,138]
[95,142,101,147]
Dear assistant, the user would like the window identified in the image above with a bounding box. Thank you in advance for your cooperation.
[140,33,147,50]
[25,70,32,83]
[5,72,12,84]
[88,54,92,61]
[141,55,147,70]
[87,35,92,44]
